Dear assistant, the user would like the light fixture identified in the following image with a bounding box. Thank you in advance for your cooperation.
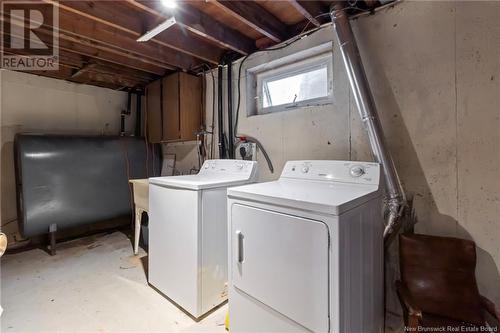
[161,0,177,9]
[136,17,176,42]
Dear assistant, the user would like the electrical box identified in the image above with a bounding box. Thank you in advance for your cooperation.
[236,142,257,161]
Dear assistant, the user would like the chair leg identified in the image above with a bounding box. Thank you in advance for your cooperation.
[407,314,420,330]
[134,209,142,255]
[48,223,57,256]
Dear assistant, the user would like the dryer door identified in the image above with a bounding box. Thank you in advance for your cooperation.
[231,204,330,332]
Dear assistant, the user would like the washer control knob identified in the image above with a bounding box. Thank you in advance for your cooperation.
[301,165,310,173]
[236,163,244,170]
[350,165,365,177]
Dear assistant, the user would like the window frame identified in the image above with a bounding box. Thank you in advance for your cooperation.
[254,52,333,115]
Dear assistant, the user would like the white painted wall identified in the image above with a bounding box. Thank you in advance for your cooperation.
[164,1,500,324]
[0,70,131,244]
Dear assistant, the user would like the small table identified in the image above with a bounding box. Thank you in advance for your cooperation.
[129,179,149,255]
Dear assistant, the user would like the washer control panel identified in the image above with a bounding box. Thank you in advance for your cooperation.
[282,160,380,185]
[200,159,257,175]
[349,165,365,177]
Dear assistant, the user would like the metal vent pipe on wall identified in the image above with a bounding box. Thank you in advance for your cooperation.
[330,2,406,240]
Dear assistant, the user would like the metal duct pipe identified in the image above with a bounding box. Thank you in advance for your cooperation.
[330,2,406,240]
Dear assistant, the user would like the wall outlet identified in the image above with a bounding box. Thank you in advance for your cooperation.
[236,142,257,161]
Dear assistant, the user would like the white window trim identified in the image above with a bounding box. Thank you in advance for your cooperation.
[245,42,334,117]
[256,52,333,114]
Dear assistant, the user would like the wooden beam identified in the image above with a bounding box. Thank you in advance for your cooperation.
[69,60,156,85]
[5,48,151,88]
[69,66,144,89]
[209,0,289,43]
[57,37,168,76]
[6,6,202,71]
[6,55,134,90]
[3,8,175,71]
[22,67,75,81]
[85,61,158,83]
[70,63,97,79]
[288,1,322,27]
[1,15,170,76]
[56,6,202,70]
[124,0,255,55]
[46,0,222,65]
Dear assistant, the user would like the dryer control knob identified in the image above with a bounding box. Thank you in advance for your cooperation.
[236,163,244,170]
[301,166,310,173]
[350,166,365,177]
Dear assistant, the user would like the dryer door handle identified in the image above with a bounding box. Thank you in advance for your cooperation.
[236,230,244,263]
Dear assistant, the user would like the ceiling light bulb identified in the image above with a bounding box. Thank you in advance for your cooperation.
[161,0,177,9]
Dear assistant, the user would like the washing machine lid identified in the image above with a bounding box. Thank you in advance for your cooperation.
[149,159,258,190]
[149,174,255,190]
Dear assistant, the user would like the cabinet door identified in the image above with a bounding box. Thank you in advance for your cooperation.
[162,73,180,141]
[145,79,162,143]
[179,72,202,141]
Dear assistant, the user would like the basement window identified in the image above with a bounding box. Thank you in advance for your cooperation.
[251,50,333,115]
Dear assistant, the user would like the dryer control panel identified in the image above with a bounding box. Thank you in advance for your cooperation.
[199,159,258,177]
[281,160,380,185]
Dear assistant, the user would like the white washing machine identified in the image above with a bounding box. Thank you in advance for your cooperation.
[148,159,258,319]
[227,160,384,333]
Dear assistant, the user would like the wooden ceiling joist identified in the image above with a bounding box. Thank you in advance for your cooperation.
[124,0,256,55]
[2,9,185,71]
[4,45,156,89]
[53,6,203,70]
[69,63,147,89]
[45,0,223,65]
[57,43,168,77]
[69,61,156,85]
[209,0,289,43]
[59,16,188,69]
[2,18,168,75]
[1,0,369,90]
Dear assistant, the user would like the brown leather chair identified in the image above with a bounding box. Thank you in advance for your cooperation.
[397,234,500,331]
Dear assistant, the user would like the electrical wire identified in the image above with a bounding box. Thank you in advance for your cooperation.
[202,63,216,160]
[233,4,373,139]
[195,8,367,168]
[298,12,333,36]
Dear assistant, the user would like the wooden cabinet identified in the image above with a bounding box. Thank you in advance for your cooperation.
[145,79,162,143]
[162,74,180,141]
[145,72,202,143]
[178,73,202,141]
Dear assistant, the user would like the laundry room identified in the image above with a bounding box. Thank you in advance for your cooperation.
[1,1,499,332]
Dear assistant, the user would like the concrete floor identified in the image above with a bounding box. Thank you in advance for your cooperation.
[0,232,227,333]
